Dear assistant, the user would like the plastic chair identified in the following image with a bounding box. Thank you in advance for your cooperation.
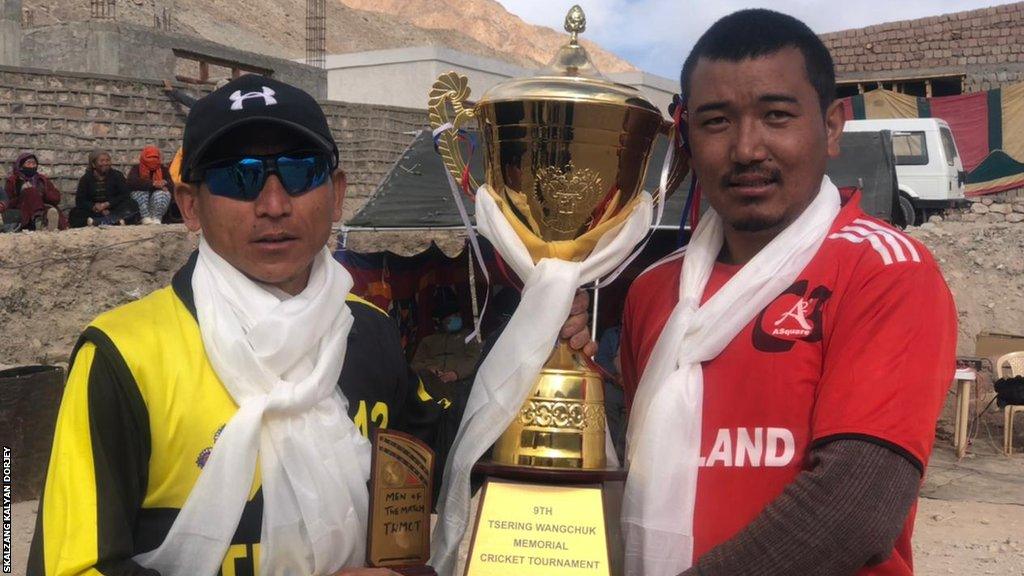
[994,352,1024,455]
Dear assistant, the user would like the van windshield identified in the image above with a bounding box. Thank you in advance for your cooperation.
[891,131,929,166]
[940,128,959,166]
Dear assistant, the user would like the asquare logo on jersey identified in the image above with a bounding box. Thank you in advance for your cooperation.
[698,427,796,468]
[753,280,832,352]
[773,298,814,337]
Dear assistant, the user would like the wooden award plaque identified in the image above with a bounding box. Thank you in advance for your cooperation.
[367,429,437,575]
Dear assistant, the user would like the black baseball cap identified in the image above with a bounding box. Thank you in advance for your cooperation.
[180,74,339,182]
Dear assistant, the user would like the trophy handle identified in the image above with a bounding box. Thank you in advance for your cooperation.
[658,119,691,204]
[428,72,480,192]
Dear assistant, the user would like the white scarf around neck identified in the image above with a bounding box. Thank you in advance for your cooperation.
[429,187,654,575]
[134,238,372,576]
[622,176,841,576]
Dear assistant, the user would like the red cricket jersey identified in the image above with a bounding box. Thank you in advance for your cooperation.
[620,190,957,575]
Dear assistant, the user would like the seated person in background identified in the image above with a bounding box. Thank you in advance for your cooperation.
[69,149,138,227]
[411,287,482,390]
[127,145,174,224]
[2,152,65,231]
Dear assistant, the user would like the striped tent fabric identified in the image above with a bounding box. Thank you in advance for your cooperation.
[841,81,1024,196]
[964,151,1024,196]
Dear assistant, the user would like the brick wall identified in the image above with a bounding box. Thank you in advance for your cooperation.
[821,2,1024,91]
[321,101,425,208]
[0,65,426,215]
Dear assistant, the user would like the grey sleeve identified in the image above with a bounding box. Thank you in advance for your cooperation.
[683,439,921,576]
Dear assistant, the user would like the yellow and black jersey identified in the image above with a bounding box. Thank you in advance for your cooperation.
[28,253,459,576]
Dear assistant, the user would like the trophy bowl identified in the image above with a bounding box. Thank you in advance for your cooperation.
[429,5,686,471]
[476,78,666,246]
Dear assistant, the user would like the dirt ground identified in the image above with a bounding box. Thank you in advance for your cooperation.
[3,218,1024,574]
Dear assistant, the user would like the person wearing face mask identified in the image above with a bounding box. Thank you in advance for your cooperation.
[2,152,65,231]
[69,149,139,227]
[411,287,483,390]
[126,145,175,224]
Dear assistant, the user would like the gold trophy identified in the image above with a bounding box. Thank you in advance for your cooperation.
[429,5,686,574]
[430,5,686,473]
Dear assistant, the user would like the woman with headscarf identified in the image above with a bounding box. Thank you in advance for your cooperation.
[126,145,174,224]
[69,149,138,227]
[2,152,65,231]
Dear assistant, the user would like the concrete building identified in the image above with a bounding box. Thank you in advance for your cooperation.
[2,6,326,98]
[821,2,1024,97]
[323,46,678,116]
[1,0,21,67]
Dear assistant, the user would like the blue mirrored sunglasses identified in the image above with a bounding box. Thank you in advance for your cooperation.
[195,152,332,201]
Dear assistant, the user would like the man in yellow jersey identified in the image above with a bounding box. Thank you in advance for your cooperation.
[28,75,601,576]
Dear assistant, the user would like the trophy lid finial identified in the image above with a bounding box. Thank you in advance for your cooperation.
[564,5,586,45]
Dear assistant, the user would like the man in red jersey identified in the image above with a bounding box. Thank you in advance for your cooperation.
[619,9,956,576]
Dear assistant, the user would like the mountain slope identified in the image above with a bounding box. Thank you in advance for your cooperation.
[21,0,636,73]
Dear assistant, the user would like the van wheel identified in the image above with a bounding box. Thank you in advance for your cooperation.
[898,195,917,228]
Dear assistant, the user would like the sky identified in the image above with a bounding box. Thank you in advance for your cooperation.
[495,0,1013,79]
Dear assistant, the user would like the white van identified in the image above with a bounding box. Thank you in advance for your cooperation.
[843,118,966,225]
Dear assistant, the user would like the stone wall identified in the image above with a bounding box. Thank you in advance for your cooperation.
[320,100,425,211]
[0,65,427,215]
[821,2,1024,91]
[949,193,1024,225]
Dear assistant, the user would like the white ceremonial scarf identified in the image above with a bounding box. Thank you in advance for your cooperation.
[429,187,654,575]
[622,176,842,576]
[134,238,372,576]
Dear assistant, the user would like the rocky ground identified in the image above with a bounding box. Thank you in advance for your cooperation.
[0,225,198,367]
[4,213,1024,574]
[908,218,1024,356]
[3,215,1019,366]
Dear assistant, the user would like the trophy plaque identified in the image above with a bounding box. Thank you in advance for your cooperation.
[367,429,437,575]
[428,4,687,574]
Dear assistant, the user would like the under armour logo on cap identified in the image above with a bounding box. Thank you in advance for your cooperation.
[228,86,278,111]
[181,75,339,183]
